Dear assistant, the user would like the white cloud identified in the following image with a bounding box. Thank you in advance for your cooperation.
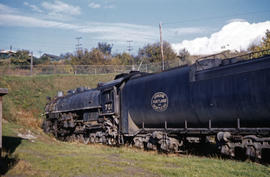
[104,5,115,9]
[41,1,81,15]
[166,27,206,36]
[226,18,247,23]
[24,2,43,13]
[0,14,79,29]
[0,3,18,14]
[0,13,156,43]
[172,21,270,55]
[0,3,206,47]
[88,1,115,9]
[0,9,207,45]
[89,2,101,9]
[77,22,158,41]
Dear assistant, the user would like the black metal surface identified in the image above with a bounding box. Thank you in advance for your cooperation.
[191,55,270,128]
[121,55,270,134]
[55,89,100,112]
[83,111,99,121]
[100,88,115,114]
[121,66,196,133]
[195,55,270,81]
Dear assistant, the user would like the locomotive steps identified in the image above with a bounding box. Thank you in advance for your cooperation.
[0,74,269,176]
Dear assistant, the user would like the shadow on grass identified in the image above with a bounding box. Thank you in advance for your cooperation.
[184,142,219,157]
[185,142,270,164]
[0,136,22,175]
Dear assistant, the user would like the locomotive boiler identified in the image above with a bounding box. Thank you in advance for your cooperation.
[43,52,270,161]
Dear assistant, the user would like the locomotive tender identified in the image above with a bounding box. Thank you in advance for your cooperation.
[43,53,270,160]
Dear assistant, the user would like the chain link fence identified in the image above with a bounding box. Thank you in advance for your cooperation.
[0,59,185,76]
[2,49,270,76]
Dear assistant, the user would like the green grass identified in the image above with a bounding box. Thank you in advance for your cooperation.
[2,120,270,177]
[1,74,270,176]
[0,74,116,126]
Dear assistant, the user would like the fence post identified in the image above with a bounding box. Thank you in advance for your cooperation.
[0,88,8,157]
[30,52,33,76]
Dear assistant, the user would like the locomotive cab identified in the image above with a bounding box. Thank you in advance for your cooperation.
[100,87,115,114]
[98,77,125,117]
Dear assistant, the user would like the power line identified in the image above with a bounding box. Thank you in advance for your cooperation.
[127,40,133,53]
[127,40,136,70]
[75,37,82,51]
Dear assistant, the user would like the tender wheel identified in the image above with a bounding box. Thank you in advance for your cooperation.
[133,137,144,149]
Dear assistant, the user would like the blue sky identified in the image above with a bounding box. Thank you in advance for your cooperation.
[0,0,269,56]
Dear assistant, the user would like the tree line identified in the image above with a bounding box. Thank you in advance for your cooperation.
[1,30,269,66]
[0,41,178,66]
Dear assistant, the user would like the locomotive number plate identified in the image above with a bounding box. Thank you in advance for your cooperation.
[151,92,168,112]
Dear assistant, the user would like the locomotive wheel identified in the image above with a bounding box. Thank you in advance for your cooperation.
[90,134,96,143]
[83,135,90,144]
[52,121,58,137]
[77,134,84,143]
[42,120,51,133]
[107,137,117,145]
[101,136,106,144]
[69,134,76,142]
[95,136,100,143]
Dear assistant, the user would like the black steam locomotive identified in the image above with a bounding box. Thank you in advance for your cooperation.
[43,53,270,160]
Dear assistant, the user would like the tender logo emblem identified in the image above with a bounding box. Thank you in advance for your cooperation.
[151,92,168,112]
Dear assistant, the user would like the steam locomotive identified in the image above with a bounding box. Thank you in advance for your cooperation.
[43,53,270,160]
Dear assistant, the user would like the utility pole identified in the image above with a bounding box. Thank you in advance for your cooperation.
[127,40,133,53]
[159,22,165,71]
[127,40,135,70]
[38,50,43,58]
[75,37,82,51]
[30,51,33,76]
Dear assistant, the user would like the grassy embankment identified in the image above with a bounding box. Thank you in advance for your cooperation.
[0,74,270,176]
